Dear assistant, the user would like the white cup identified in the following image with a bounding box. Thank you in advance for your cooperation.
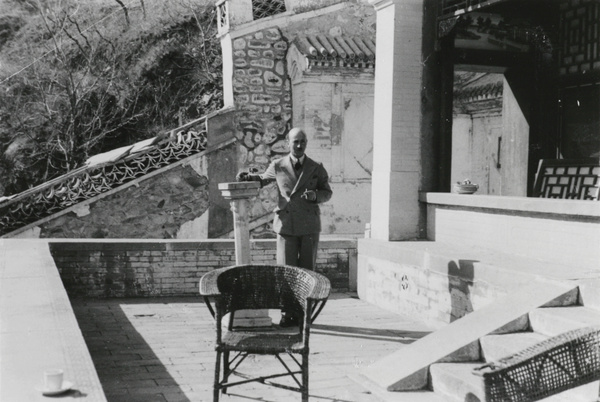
[44,369,64,391]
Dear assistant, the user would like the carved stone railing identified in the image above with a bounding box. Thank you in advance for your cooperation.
[216,0,347,34]
[216,0,230,33]
[0,117,208,237]
[217,0,286,34]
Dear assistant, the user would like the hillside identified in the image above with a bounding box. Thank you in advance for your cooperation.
[0,0,222,196]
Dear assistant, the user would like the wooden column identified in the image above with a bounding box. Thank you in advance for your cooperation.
[218,182,272,327]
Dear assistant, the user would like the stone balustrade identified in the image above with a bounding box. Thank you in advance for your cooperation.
[217,0,347,34]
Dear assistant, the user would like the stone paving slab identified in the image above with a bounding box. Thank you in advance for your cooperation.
[70,294,434,402]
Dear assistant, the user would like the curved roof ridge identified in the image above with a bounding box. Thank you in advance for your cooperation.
[294,33,376,63]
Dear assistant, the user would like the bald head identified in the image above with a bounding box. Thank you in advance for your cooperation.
[287,128,307,158]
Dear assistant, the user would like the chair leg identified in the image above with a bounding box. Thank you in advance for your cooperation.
[222,351,230,395]
[302,352,309,402]
[213,351,221,402]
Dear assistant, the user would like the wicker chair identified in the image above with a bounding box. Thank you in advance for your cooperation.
[199,264,331,402]
[473,326,600,401]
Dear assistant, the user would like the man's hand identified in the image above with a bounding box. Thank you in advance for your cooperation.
[301,189,316,202]
[236,171,249,182]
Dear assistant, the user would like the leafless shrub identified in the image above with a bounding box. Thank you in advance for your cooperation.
[0,0,222,194]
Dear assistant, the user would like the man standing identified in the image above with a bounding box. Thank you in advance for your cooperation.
[237,127,333,326]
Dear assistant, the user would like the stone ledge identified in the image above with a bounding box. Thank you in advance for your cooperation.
[48,237,357,250]
[357,238,599,283]
[421,192,600,220]
[0,240,106,401]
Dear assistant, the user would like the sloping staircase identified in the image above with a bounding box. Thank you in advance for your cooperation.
[0,110,243,238]
[0,116,210,237]
[353,282,600,401]
[431,300,600,401]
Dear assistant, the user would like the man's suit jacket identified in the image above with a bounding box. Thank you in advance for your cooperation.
[253,155,332,236]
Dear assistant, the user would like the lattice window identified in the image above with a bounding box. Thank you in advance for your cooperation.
[252,0,286,20]
[216,0,229,32]
[533,159,600,200]
[558,1,600,75]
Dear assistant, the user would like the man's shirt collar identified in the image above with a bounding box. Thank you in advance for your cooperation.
[290,154,306,165]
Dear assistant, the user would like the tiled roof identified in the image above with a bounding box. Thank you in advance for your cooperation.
[292,34,376,68]
[454,73,503,103]
[455,81,503,102]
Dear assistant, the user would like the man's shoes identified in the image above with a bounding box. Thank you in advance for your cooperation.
[279,313,299,328]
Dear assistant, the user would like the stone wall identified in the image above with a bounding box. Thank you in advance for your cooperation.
[232,27,292,168]
[357,248,510,326]
[39,160,210,239]
[230,27,293,237]
[357,238,561,327]
[49,238,356,298]
[358,194,600,326]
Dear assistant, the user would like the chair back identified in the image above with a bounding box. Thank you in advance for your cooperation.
[216,265,315,315]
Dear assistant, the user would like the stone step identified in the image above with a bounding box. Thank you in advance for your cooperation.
[484,287,579,336]
[480,332,548,362]
[429,362,484,402]
[529,306,600,336]
[439,340,480,362]
[356,281,576,391]
[578,279,600,311]
[347,375,449,402]
[488,314,530,334]
[541,286,580,308]
[430,362,599,402]
[429,305,600,401]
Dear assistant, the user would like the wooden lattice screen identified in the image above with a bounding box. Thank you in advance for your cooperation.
[252,0,286,20]
[533,158,600,200]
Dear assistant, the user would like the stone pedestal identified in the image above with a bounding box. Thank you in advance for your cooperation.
[218,182,272,328]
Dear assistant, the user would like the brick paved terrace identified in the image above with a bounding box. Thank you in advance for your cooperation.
[1,239,436,402]
[71,294,434,402]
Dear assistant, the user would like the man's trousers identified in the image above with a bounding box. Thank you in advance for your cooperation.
[276,233,320,269]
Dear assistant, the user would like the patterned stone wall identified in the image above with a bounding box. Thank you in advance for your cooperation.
[231,27,293,237]
[232,27,292,168]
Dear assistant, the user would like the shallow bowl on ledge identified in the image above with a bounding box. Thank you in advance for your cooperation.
[454,184,479,194]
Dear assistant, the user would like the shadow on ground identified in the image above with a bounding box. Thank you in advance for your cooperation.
[70,293,434,402]
[312,324,431,343]
[71,298,199,402]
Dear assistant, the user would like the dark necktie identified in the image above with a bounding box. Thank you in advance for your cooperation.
[293,160,302,178]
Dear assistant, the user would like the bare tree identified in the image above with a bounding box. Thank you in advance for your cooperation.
[0,0,221,195]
